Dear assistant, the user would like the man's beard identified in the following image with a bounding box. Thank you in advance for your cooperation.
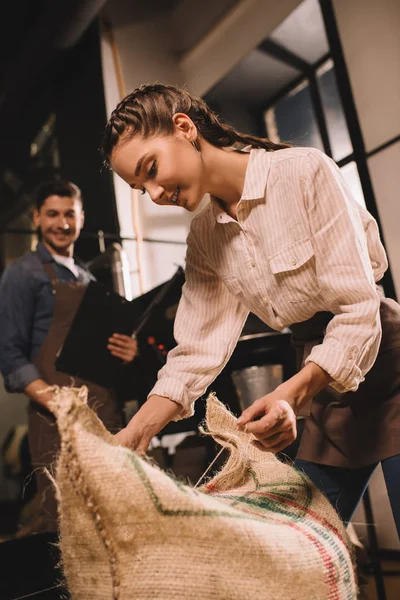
[42,229,75,253]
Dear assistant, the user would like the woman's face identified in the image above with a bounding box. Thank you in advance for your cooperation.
[110,116,205,212]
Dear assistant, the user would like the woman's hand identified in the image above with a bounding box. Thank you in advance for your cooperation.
[237,391,297,453]
[236,362,332,453]
[114,394,182,455]
[108,333,138,364]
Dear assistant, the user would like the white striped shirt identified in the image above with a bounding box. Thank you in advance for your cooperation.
[150,147,388,419]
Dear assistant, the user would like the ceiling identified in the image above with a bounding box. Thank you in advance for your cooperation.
[205,49,300,108]
[0,0,329,144]
[0,0,241,150]
[270,0,329,64]
[100,0,239,57]
[205,0,330,116]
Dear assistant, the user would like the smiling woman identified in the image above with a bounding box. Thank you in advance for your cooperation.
[101,83,289,213]
[101,83,400,541]
[110,116,208,211]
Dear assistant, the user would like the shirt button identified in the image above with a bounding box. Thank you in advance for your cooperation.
[291,257,297,266]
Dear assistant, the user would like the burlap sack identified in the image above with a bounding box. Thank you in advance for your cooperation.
[51,386,357,600]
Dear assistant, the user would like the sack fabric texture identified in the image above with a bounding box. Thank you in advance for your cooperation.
[51,386,357,600]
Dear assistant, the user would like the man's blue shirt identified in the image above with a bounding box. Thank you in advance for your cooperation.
[0,242,94,393]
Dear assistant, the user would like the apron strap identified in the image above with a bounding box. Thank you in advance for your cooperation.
[42,262,58,284]
[35,247,59,283]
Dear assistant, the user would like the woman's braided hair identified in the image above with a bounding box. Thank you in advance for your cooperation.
[101,83,290,164]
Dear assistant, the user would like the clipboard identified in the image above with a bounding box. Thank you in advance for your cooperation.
[56,281,142,388]
[56,268,185,389]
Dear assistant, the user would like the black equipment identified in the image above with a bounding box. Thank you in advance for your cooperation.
[55,268,185,389]
[56,266,297,442]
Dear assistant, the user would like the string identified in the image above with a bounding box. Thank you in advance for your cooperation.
[194,447,225,488]
[11,583,63,600]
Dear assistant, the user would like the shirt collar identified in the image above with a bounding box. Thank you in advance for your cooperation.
[210,148,271,225]
[35,241,54,263]
[35,241,86,270]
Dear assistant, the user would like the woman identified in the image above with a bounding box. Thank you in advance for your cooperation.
[102,84,400,534]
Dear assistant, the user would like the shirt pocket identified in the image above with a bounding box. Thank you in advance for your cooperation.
[268,237,320,303]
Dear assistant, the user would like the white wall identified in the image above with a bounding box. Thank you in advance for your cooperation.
[368,142,400,296]
[333,0,400,153]
[332,0,400,297]
[333,0,400,550]
[100,2,192,295]
[333,0,400,298]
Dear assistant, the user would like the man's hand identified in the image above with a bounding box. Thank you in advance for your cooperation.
[108,333,138,364]
[237,390,297,453]
[24,379,55,412]
[115,394,182,455]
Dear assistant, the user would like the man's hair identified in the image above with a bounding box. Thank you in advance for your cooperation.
[33,180,83,211]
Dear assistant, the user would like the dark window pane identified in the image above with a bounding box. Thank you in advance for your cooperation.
[266,80,324,150]
[317,60,352,161]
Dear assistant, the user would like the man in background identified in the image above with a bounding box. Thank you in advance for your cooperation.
[0,180,137,531]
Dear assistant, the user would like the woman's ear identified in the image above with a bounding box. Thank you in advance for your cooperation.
[172,112,197,141]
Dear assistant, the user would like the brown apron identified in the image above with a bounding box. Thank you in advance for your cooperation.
[28,263,124,531]
[292,291,400,468]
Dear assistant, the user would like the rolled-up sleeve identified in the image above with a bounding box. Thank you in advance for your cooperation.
[0,266,41,392]
[301,149,382,393]
[149,228,249,419]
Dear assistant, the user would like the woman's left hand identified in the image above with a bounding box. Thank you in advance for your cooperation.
[237,391,297,453]
[108,333,138,364]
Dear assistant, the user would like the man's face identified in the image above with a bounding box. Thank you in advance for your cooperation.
[33,195,84,255]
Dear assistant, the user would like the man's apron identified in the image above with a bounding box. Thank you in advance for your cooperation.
[28,262,123,531]
[291,291,400,468]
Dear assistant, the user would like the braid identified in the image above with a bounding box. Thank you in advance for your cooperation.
[193,104,291,152]
[101,84,290,165]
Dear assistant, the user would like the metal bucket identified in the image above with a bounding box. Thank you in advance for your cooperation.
[231,364,283,411]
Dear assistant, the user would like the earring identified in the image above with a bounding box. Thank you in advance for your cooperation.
[192,140,201,153]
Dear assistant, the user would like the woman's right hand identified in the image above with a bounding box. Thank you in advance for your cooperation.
[114,394,182,455]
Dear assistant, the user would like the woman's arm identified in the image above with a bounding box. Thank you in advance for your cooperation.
[116,225,249,452]
[147,229,249,417]
[0,264,43,394]
[115,394,181,454]
[299,149,382,393]
[238,148,383,451]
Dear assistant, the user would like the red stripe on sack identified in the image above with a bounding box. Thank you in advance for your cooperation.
[253,491,347,547]
[236,505,341,600]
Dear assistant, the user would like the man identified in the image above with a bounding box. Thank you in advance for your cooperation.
[0,180,137,531]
